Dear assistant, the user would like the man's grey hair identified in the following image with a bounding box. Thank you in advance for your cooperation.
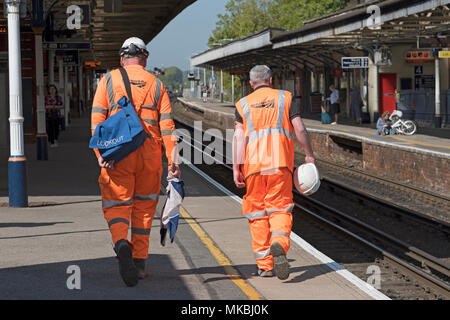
[249,65,272,84]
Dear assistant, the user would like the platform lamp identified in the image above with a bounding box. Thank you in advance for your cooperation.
[6,0,28,207]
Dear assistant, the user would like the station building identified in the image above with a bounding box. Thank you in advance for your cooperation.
[0,0,194,163]
[191,0,450,128]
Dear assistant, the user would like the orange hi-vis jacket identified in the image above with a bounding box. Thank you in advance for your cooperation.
[91,64,177,164]
[235,87,295,178]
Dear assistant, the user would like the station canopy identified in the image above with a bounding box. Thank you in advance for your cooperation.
[191,0,450,74]
[39,0,195,69]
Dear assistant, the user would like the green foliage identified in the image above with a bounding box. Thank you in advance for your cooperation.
[155,66,183,91]
[208,0,350,46]
[206,0,350,103]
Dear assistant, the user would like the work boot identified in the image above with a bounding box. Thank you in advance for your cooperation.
[133,258,149,279]
[257,269,274,277]
[270,242,289,280]
[114,239,139,287]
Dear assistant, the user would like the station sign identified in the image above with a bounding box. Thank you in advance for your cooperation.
[43,42,91,50]
[341,57,369,69]
[438,51,450,58]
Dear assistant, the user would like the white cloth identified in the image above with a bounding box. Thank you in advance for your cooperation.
[160,177,185,246]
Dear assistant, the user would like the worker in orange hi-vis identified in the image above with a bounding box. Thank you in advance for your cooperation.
[91,37,180,287]
[233,65,315,280]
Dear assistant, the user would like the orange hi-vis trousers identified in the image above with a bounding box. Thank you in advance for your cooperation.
[242,168,294,271]
[99,138,162,259]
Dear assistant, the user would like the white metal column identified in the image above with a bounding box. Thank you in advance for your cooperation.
[34,30,48,160]
[231,74,235,103]
[220,69,224,103]
[7,0,28,207]
[64,65,70,127]
[78,64,83,116]
[48,49,55,84]
[435,56,441,128]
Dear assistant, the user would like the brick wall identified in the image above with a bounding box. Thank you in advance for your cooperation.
[363,144,449,196]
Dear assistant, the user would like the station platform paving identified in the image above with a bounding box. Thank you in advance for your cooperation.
[0,114,387,300]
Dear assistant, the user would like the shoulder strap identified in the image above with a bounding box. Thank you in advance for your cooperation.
[118,67,133,104]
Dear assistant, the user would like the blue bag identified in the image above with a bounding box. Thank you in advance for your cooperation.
[321,112,331,124]
[89,68,148,162]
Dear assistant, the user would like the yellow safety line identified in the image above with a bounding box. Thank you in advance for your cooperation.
[179,206,263,300]
[389,136,450,149]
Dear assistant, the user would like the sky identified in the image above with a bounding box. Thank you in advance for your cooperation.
[146,0,228,71]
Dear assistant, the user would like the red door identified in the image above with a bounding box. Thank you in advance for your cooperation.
[379,73,397,114]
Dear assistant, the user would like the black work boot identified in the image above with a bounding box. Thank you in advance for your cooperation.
[133,258,149,279]
[114,239,139,287]
[270,242,290,280]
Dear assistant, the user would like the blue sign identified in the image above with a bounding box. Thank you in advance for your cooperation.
[341,57,369,69]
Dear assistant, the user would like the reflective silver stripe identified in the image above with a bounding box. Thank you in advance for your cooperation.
[105,72,115,111]
[152,79,162,109]
[241,97,255,133]
[277,90,286,128]
[272,230,289,237]
[266,205,294,215]
[254,249,271,259]
[243,210,267,220]
[142,118,157,126]
[159,113,172,121]
[131,227,150,235]
[161,129,174,136]
[108,218,129,228]
[102,199,133,208]
[92,106,107,115]
[109,104,120,112]
[141,105,157,111]
[247,127,294,143]
[134,194,158,201]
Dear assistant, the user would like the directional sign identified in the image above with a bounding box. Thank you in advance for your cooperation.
[43,42,91,50]
[439,51,450,58]
[341,57,369,69]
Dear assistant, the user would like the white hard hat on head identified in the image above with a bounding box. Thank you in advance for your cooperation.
[119,37,148,57]
[293,163,320,196]
[121,37,146,50]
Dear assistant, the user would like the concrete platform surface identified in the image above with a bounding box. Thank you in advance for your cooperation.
[0,114,386,300]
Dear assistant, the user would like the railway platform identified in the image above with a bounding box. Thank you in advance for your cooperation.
[174,97,450,202]
[0,114,388,300]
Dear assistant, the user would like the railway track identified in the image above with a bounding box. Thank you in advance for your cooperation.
[174,119,450,300]
[313,158,450,223]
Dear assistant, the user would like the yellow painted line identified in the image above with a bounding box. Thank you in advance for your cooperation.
[179,206,263,300]
[389,136,450,149]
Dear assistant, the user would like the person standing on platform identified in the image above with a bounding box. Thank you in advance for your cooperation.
[91,37,180,287]
[45,84,63,147]
[327,84,340,125]
[232,65,315,280]
[350,87,362,124]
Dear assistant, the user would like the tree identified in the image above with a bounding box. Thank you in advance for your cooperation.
[155,66,183,91]
[206,0,350,102]
[208,0,350,46]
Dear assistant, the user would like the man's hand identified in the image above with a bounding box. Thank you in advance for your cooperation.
[233,166,245,188]
[305,155,315,164]
[98,157,115,169]
[168,163,181,179]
